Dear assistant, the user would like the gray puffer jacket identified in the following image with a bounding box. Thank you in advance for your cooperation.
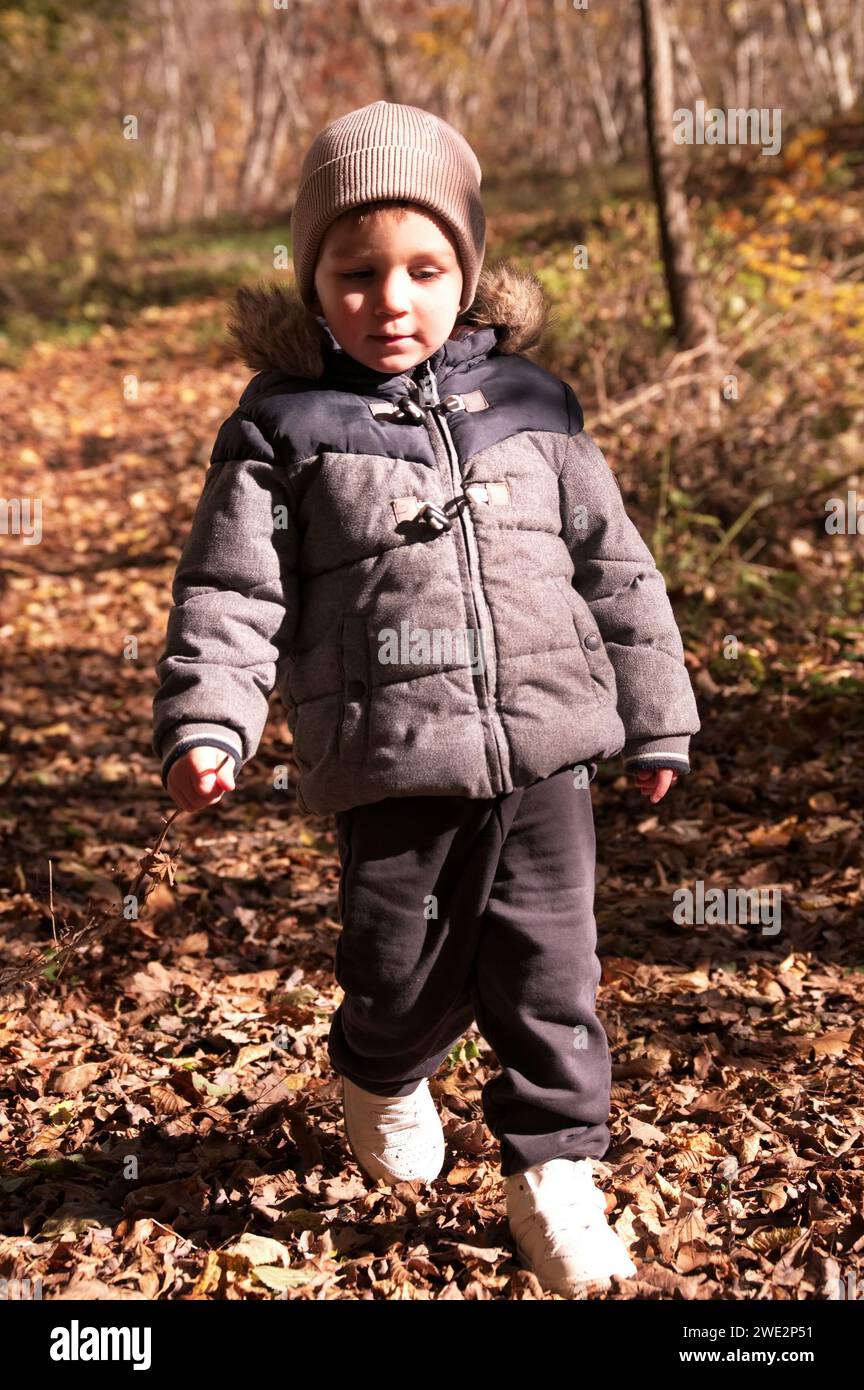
[152,260,700,818]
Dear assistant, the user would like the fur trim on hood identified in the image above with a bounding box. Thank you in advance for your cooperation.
[225,259,551,381]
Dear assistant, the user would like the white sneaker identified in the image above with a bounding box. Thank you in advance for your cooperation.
[505,1157,637,1296]
[341,1076,445,1185]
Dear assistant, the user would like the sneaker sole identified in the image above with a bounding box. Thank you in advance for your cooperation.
[509,1237,638,1297]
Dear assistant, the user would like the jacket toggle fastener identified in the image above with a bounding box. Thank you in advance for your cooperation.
[368,391,489,425]
[397,389,488,420]
[391,480,511,532]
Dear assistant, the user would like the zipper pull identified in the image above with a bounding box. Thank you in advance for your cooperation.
[416,362,439,409]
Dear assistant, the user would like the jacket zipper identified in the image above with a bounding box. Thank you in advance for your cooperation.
[416,360,506,788]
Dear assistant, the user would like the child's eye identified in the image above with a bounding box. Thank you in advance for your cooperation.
[339,269,442,281]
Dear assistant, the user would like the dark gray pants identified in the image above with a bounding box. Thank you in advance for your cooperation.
[328,764,611,1177]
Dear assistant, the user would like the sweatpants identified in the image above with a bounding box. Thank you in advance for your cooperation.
[327,763,611,1178]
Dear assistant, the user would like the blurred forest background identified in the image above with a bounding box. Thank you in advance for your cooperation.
[1,0,863,1302]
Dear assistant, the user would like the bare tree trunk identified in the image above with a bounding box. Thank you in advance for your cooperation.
[721,0,762,163]
[792,0,857,110]
[460,0,520,135]
[581,16,622,162]
[551,0,595,172]
[610,25,645,155]
[822,0,858,108]
[750,22,765,111]
[784,0,825,90]
[639,0,717,354]
[548,1,571,173]
[236,21,290,212]
[354,0,400,102]
[175,0,219,222]
[194,109,218,221]
[852,0,864,98]
[667,9,705,109]
[724,0,752,108]
[263,62,312,209]
[515,0,539,163]
[154,0,183,227]
[803,0,857,108]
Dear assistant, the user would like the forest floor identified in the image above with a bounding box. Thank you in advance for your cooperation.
[0,120,862,1300]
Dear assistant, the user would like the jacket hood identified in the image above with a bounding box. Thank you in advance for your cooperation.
[225,258,552,384]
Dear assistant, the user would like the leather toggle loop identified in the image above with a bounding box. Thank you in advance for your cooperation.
[391,495,467,529]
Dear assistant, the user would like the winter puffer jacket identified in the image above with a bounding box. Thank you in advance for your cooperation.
[152,261,700,819]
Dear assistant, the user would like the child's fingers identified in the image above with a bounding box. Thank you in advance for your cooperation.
[189,771,228,809]
[631,767,679,803]
[166,747,237,812]
[190,751,234,796]
[171,775,201,813]
[196,768,223,801]
[166,764,194,812]
[198,760,235,803]
[214,759,235,791]
[650,770,678,801]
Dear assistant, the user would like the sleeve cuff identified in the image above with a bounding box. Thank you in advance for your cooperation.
[622,734,691,775]
[157,723,244,791]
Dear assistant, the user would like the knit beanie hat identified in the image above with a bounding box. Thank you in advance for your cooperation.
[291,100,486,314]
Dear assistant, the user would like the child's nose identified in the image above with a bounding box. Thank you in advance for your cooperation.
[375,270,413,311]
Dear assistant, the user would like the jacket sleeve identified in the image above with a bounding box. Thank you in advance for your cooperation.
[557,404,700,775]
[152,413,299,791]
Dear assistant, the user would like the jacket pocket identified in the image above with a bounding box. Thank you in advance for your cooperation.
[338,613,371,765]
[552,575,617,706]
[291,696,328,773]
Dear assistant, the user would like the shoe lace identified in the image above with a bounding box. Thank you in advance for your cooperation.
[361,1093,425,1139]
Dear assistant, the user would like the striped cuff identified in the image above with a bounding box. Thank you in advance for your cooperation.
[157,723,244,791]
[624,753,691,775]
[622,734,691,775]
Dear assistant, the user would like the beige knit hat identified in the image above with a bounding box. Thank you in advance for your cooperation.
[291,100,486,314]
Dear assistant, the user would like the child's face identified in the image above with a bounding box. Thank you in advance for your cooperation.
[312,206,463,374]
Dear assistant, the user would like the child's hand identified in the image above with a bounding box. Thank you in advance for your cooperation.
[167,746,236,812]
[632,767,678,803]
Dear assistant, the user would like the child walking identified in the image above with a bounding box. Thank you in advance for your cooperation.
[152,100,700,1297]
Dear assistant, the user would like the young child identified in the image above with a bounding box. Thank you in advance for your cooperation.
[152,100,700,1297]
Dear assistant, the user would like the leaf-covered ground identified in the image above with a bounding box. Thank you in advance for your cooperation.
[1,127,862,1299]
